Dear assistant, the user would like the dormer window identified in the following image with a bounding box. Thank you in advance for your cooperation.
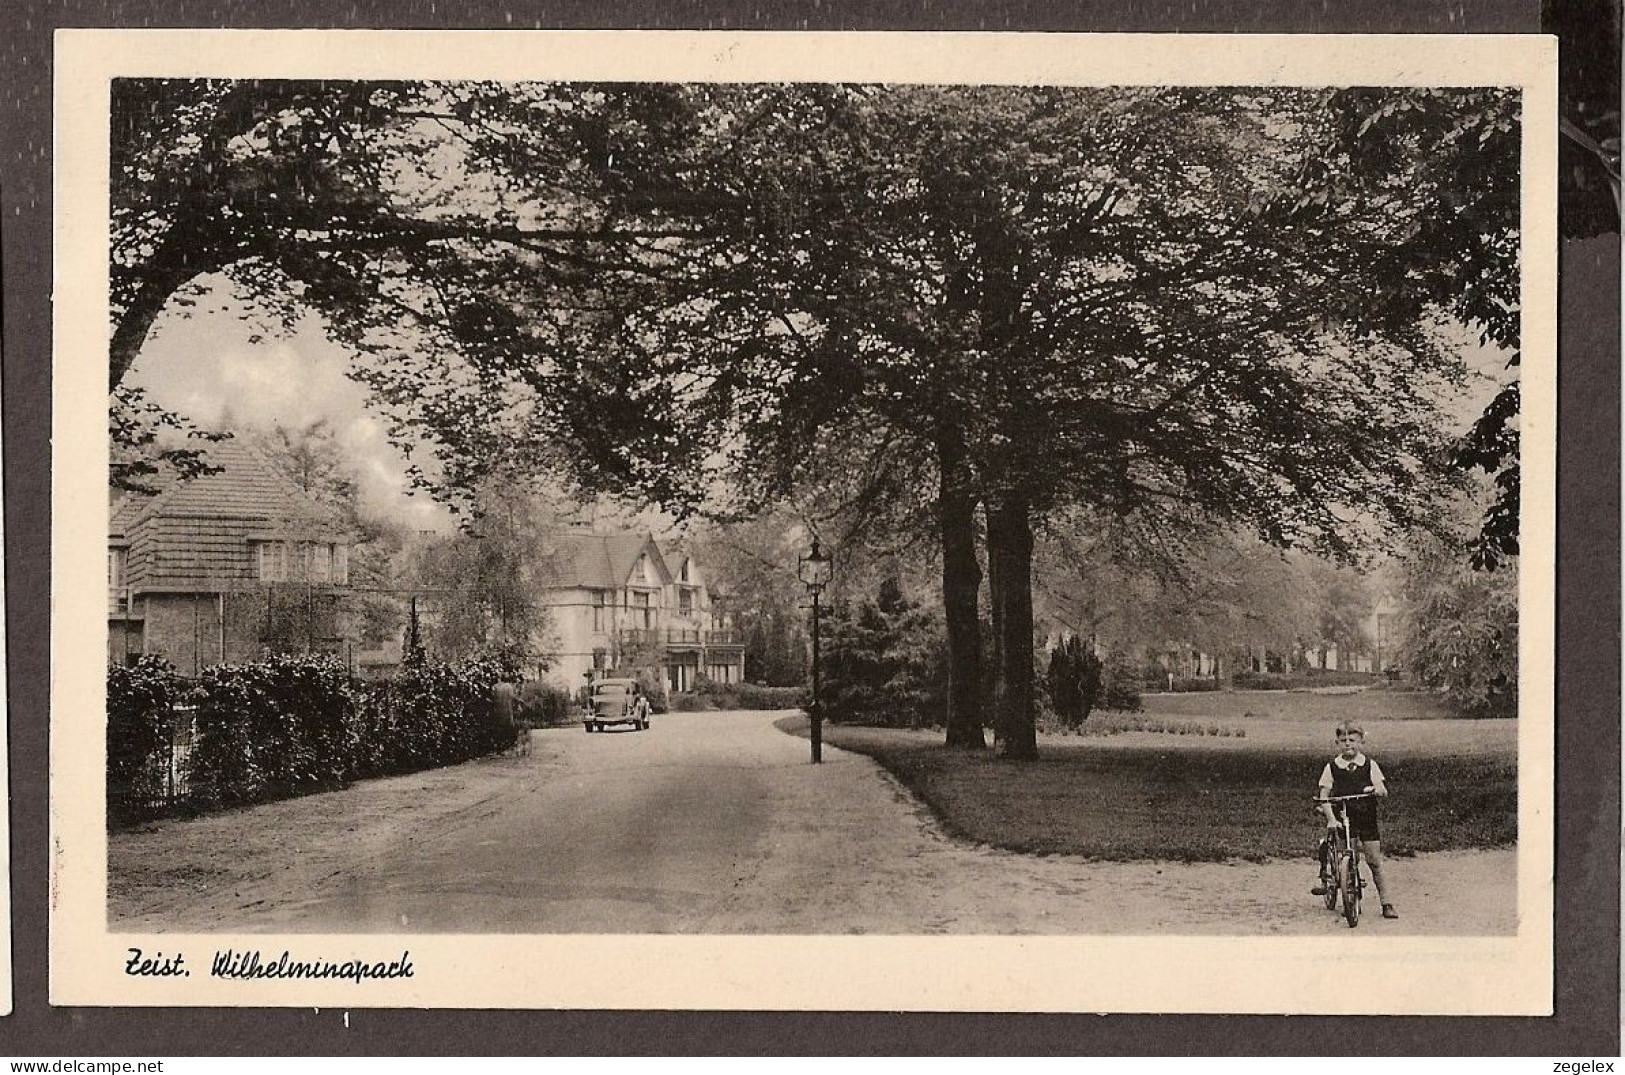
[679,558,691,583]
[257,541,348,585]
[257,541,289,582]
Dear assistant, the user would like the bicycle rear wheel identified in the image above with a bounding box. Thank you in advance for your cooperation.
[1337,853,1360,927]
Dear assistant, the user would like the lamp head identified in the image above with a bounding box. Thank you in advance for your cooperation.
[798,538,833,595]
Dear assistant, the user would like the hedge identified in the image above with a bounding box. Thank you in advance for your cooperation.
[1230,669,1381,691]
[1150,677,1224,694]
[111,653,515,820]
[694,680,810,711]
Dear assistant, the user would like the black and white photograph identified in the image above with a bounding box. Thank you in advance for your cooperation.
[52,30,1558,1012]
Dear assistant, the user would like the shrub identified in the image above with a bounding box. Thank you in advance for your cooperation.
[669,692,713,712]
[1068,713,1245,739]
[822,579,947,728]
[191,654,356,807]
[518,681,576,726]
[1045,636,1104,728]
[736,682,810,709]
[1099,650,1143,712]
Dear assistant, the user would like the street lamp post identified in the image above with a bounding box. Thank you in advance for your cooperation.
[798,538,833,764]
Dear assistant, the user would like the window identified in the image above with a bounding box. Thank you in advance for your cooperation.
[257,542,288,582]
[678,588,694,615]
[108,547,128,613]
[679,559,691,583]
[631,591,651,630]
[591,590,606,632]
[258,541,347,585]
[309,542,333,583]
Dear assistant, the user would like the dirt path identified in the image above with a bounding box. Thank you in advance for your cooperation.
[109,711,1515,935]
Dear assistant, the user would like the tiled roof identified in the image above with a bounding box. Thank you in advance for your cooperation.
[111,438,349,538]
[542,530,669,589]
[112,436,356,595]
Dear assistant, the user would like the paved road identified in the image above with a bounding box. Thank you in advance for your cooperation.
[194,711,819,932]
[110,710,1517,935]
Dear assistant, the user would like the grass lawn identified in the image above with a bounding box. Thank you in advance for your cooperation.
[780,716,1516,862]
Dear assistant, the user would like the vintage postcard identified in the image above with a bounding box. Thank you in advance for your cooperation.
[53,29,1557,1012]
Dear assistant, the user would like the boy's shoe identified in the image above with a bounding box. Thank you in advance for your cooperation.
[1381,904,1399,919]
[1310,885,1328,896]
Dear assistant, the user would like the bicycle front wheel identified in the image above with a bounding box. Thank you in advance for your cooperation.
[1337,853,1360,928]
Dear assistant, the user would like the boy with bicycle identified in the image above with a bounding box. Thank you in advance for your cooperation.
[1311,721,1398,919]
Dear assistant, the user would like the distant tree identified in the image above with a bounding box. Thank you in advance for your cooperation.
[687,517,810,687]
[822,578,946,728]
[1396,510,1518,718]
[411,486,560,670]
[248,417,407,650]
[1098,649,1145,713]
[1302,557,1378,666]
[1036,518,1377,679]
[251,419,359,516]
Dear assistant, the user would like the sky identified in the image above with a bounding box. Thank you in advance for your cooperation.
[127,276,459,533]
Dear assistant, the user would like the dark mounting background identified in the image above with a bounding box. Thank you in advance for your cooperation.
[0,0,1617,1057]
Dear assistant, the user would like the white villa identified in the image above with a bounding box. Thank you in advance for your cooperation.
[540,529,745,694]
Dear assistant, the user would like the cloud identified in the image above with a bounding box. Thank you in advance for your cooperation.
[128,285,455,530]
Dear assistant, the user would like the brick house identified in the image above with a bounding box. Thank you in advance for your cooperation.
[108,438,356,675]
[541,530,745,694]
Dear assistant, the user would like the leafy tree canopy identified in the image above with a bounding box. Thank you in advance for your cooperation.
[112,80,1520,755]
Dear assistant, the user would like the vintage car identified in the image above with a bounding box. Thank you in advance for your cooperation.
[584,677,652,733]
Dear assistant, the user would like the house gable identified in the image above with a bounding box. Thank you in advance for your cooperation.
[113,438,353,594]
[544,531,673,593]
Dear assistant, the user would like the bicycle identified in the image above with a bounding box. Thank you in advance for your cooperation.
[1313,792,1377,928]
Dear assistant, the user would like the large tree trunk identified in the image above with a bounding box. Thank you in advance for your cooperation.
[936,430,986,749]
[987,494,1039,760]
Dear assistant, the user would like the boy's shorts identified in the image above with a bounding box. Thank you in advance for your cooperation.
[1349,810,1381,842]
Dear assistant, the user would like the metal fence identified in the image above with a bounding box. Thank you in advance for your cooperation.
[107,703,198,824]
